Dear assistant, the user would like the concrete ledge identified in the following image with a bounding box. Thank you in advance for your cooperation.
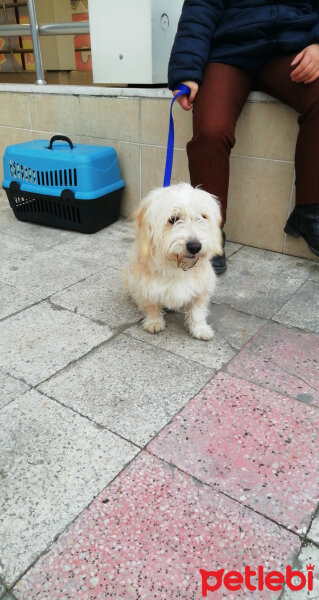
[0,83,277,102]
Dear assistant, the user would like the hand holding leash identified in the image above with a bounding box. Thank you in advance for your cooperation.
[173,81,199,110]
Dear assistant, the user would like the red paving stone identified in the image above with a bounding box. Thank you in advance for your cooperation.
[148,373,319,533]
[14,452,300,600]
[226,322,319,406]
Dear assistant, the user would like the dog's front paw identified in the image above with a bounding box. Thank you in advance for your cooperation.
[142,316,165,334]
[190,324,214,341]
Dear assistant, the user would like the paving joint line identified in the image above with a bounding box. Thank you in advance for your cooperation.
[32,331,126,388]
[228,242,318,265]
[0,228,72,251]
[212,298,275,322]
[0,386,31,413]
[0,369,30,388]
[48,296,143,330]
[37,359,220,459]
[271,275,319,320]
[0,295,45,323]
[121,329,234,371]
[272,314,318,335]
[222,366,319,411]
[147,451,316,545]
[222,317,319,396]
[35,355,224,453]
[0,263,119,323]
[266,357,319,397]
[256,321,316,338]
[4,449,143,592]
[224,243,243,259]
[37,389,142,451]
[304,502,319,542]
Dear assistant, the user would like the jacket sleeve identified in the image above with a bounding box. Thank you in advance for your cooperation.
[168,0,224,90]
[306,1,319,45]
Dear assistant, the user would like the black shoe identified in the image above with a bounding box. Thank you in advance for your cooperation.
[211,231,227,274]
[284,204,319,257]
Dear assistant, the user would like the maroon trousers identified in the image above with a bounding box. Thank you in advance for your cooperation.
[187,55,319,225]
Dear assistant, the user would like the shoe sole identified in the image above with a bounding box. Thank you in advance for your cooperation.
[284,223,319,257]
[213,265,227,274]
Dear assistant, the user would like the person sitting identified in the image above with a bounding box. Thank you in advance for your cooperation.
[168,0,319,273]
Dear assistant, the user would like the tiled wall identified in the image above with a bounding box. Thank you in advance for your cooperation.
[0,90,317,261]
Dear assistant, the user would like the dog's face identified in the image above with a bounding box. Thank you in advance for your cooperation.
[134,183,223,268]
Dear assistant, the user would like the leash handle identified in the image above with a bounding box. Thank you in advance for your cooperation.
[163,84,191,187]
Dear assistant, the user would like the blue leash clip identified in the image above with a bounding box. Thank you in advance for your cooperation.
[163,84,191,188]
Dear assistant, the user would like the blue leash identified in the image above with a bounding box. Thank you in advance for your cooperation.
[163,84,191,187]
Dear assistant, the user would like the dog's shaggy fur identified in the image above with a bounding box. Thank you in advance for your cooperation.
[124,182,223,340]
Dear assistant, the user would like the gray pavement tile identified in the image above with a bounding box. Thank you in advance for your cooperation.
[109,217,133,229]
[0,301,113,385]
[96,218,134,239]
[212,246,313,318]
[126,312,235,369]
[225,240,242,258]
[0,200,12,220]
[51,267,141,329]
[39,334,213,446]
[274,280,319,333]
[0,232,36,264]
[281,543,319,599]
[0,205,82,252]
[231,246,315,276]
[59,221,135,271]
[0,373,29,410]
[308,513,319,545]
[0,390,138,587]
[0,246,104,299]
[0,282,39,321]
[308,261,319,283]
[208,303,266,350]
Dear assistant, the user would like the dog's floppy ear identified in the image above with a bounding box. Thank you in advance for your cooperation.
[134,200,154,261]
[135,201,148,230]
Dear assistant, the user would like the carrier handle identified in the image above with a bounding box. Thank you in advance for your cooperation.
[48,135,74,150]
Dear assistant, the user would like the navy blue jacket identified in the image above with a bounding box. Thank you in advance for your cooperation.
[168,1,319,89]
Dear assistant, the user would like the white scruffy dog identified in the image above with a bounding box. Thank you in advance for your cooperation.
[124,182,223,340]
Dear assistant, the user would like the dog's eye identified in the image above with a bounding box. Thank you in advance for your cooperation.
[168,216,180,224]
[201,214,208,220]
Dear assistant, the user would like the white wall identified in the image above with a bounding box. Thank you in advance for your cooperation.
[88,0,183,84]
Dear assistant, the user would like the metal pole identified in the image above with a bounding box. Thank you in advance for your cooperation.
[27,0,46,84]
[0,23,31,36]
[0,22,90,37]
[39,22,89,36]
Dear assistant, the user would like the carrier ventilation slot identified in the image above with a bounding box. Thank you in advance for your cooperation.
[9,161,77,188]
[12,193,81,224]
[9,160,37,184]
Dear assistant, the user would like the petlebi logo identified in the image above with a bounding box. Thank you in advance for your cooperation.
[200,563,315,596]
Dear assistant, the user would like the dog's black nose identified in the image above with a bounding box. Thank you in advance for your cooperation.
[186,240,202,255]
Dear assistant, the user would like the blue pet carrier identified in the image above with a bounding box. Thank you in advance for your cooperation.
[2,135,125,233]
